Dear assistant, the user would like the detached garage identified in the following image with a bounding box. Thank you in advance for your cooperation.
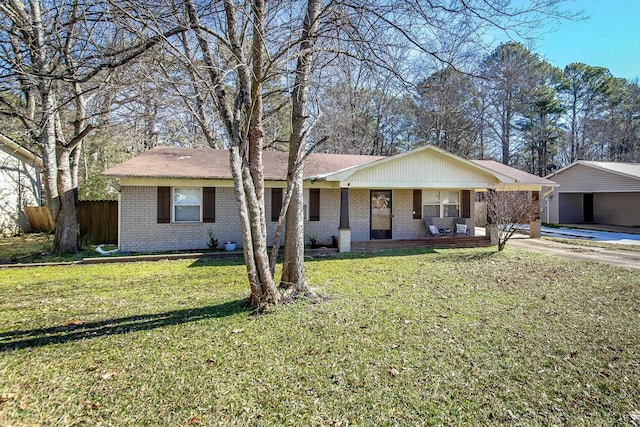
[545,161,640,227]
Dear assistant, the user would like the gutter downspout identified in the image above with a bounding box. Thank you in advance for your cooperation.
[541,186,554,224]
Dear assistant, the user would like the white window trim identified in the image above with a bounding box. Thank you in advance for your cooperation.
[422,190,460,218]
[303,188,309,221]
[172,187,203,223]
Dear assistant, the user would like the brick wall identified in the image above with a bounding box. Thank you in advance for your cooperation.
[391,189,425,239]
[119,185,475,252]
[120,186,345,252]
[119,186,228,252]
[349,189,370,241]
[304,188,341,246]
[347,188,475,241]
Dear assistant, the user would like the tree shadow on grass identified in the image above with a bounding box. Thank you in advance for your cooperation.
[304,246,499,264]
[431,248,499,262]
[187,256,247,268]
[0,299,247,352]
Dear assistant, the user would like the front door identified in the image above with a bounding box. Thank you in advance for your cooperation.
[583,193,594,223]
[370,190,392,239]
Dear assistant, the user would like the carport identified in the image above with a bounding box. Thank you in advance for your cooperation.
[546,161,640,227]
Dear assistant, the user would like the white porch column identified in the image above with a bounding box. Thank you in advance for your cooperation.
[338,187,351,252]
[338,228,351,252]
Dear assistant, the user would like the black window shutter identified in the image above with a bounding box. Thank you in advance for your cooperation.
[413,189,422,219]
[157,186,170,223]
[461,190,471,218]
[309,188,320,221]
[271,188,283,222]
[203,187,216,223]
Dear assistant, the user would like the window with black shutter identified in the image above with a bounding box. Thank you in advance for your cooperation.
[203,187,216,223]
[413,189,422,219]
[309,189,320,221]
[271,188,283,222]
[461,190,471,218]
[157,186,170,223]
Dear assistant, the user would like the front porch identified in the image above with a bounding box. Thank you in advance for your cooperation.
[351,235,491,251]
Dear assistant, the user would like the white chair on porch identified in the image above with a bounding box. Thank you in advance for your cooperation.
[424,218,446,237]
[454,218,470,236]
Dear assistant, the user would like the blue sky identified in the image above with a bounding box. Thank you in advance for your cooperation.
[531,0,640,81]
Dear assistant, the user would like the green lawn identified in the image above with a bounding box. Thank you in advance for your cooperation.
[0,233,52,263]
[1,247,639,425]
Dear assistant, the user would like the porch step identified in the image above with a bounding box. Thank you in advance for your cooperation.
[351,236,491,251]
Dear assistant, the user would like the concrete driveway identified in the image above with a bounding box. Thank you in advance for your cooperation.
[508,237,640,269]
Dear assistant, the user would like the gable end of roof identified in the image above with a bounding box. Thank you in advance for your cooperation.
[547,161,640,182]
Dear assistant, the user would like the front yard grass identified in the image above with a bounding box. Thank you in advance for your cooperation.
[0,233,99,264]
[1,247,639,425]
[0,233,52,263]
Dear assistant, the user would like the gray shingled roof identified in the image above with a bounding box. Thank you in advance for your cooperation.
[103,146,382,180]
[105,146,558,187]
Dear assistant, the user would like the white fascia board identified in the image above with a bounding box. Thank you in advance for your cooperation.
[488,183,545,191]
[340,180,500,189]
[0,135,44,169]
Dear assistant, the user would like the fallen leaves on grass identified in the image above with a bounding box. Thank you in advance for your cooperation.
[0,392,17,403]
[186,415,200,425]
[101,369,117,380]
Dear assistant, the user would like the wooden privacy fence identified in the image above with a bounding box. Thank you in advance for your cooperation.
[474,201,487,226]
[23,206,54,232]
[77,201,118,244]
[24,200,118,244]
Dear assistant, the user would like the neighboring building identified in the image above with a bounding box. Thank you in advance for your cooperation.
[103,145,555,252]
[0,138,43,235]
[545,161,640,226]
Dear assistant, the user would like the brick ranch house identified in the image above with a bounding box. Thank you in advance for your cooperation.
[103,145,555,253]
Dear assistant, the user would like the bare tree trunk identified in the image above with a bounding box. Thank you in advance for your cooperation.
[280,152,308,297]
[280,0,322,298]
[502,94,512,165]
[570,94,578,162]
[229,147,262,306]
[52,147,79,254]
[184,0,280,309]
[40,92,60,220]
[243,163,281,307]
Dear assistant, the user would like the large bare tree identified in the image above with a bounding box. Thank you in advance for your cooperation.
[176,0,287,308]
[174,0,572,306]
[0,0,183,253]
